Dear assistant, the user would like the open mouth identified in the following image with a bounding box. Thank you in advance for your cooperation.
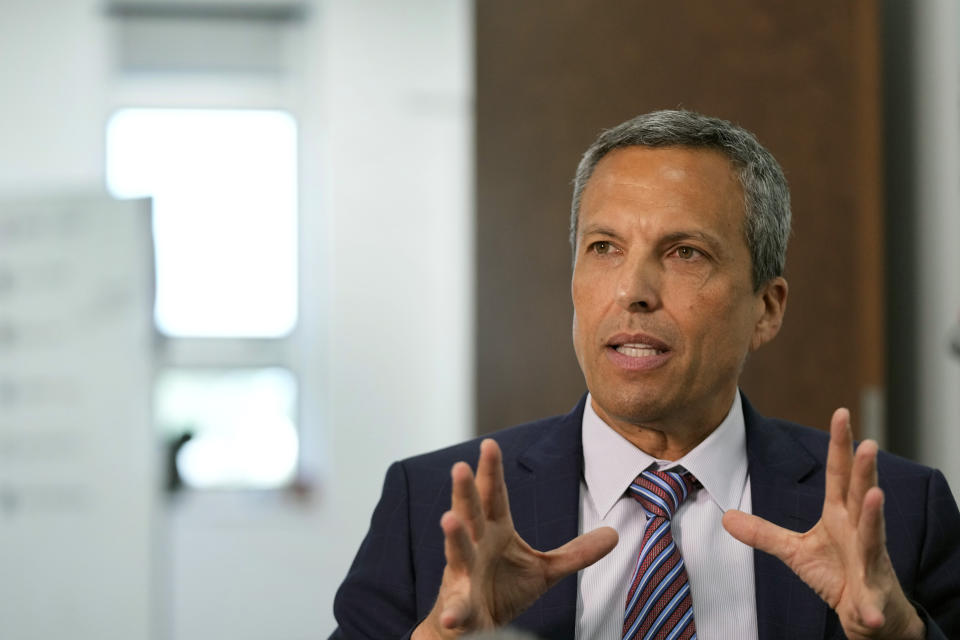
[605,334,672,369]
[613,343,667,358]
[607,332,670,355]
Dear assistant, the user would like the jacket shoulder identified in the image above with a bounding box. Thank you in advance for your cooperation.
[399,410,573,474]
[760,414,941,479]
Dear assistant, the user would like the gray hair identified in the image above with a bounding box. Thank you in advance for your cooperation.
[570,109,791,289]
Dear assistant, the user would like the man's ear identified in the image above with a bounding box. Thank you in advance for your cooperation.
[751,276,788,351]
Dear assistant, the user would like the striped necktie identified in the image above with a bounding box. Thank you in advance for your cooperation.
[622,468,700,640]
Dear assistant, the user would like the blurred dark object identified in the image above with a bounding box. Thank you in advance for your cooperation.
[165,431,193,493]
[951,314,960,358]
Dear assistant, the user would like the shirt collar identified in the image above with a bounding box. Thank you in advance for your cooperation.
[581,391,749,519]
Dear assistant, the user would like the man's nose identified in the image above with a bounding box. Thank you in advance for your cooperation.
[615,256,662,311]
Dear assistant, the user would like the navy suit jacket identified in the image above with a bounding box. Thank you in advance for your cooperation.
[331,396,960,639]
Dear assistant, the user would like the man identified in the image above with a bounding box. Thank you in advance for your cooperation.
[331,110,960,639]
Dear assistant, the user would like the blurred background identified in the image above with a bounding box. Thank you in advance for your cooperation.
[0,0,957,638]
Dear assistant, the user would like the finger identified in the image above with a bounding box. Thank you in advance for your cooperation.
[722,510,798,564]
[441,510,476,573]
[858,486,887,565]
[856,488,922,636]
[543,526,619,583]
[857,601,886,631]
[439,595,471,630]
[857,486,902,629]
[847,439,879,525]
[825,408,853,506]
[475,439,511,521]
[856,489,889,631]
[451,461,485,539]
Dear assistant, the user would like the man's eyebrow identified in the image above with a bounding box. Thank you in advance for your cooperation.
[660,230,724,251]
[578,224,622,239]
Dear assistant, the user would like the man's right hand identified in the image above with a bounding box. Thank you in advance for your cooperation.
[413,439,618,640]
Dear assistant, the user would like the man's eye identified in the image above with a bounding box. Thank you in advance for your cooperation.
[590,241,612,255]
[674,246,701,260]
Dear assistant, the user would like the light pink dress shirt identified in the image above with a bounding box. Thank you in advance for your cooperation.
[575,391,758,640]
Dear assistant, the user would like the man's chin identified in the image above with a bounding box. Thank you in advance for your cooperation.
[588,390,672,428]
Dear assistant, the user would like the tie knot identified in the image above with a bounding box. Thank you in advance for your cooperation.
[628,468,698,519]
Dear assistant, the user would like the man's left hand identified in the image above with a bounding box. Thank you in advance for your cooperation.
[722,408,925,640]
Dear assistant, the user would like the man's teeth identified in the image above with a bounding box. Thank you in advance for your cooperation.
[615,343,664,357]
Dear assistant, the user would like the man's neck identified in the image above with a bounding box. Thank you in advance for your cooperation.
[589,394,734,461]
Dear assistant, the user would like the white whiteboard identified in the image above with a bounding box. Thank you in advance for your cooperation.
[0,194,156,640]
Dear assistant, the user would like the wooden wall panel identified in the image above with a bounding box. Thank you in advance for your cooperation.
[476,1,884,435]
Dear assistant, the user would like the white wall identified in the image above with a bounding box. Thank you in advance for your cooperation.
[0,0,106,193]
[0,0,473,638]
[0,3,158,640]
[911,0,960,494]
[313,0,474,539]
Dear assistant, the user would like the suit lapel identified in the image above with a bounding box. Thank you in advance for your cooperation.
[510,396,587,640]
[743,396,837,639]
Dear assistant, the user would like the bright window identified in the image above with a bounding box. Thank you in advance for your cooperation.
[105,108,298,338]
[155,367,298,490]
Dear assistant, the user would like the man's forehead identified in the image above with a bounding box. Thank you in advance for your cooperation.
[576,145,750,253]
[582,147,745,214]
[591,145,740,182]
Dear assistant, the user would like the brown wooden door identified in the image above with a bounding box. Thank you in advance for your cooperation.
[475,0,883,437]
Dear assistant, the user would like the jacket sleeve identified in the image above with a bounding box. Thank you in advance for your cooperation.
[914,469,960,639]
[330,461,422,640]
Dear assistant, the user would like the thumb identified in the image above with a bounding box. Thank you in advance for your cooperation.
[722,509,796,563]
[544,526,618,582]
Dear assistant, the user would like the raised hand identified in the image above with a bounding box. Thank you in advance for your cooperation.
[413,439,618,639]
[722,408,925,640]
